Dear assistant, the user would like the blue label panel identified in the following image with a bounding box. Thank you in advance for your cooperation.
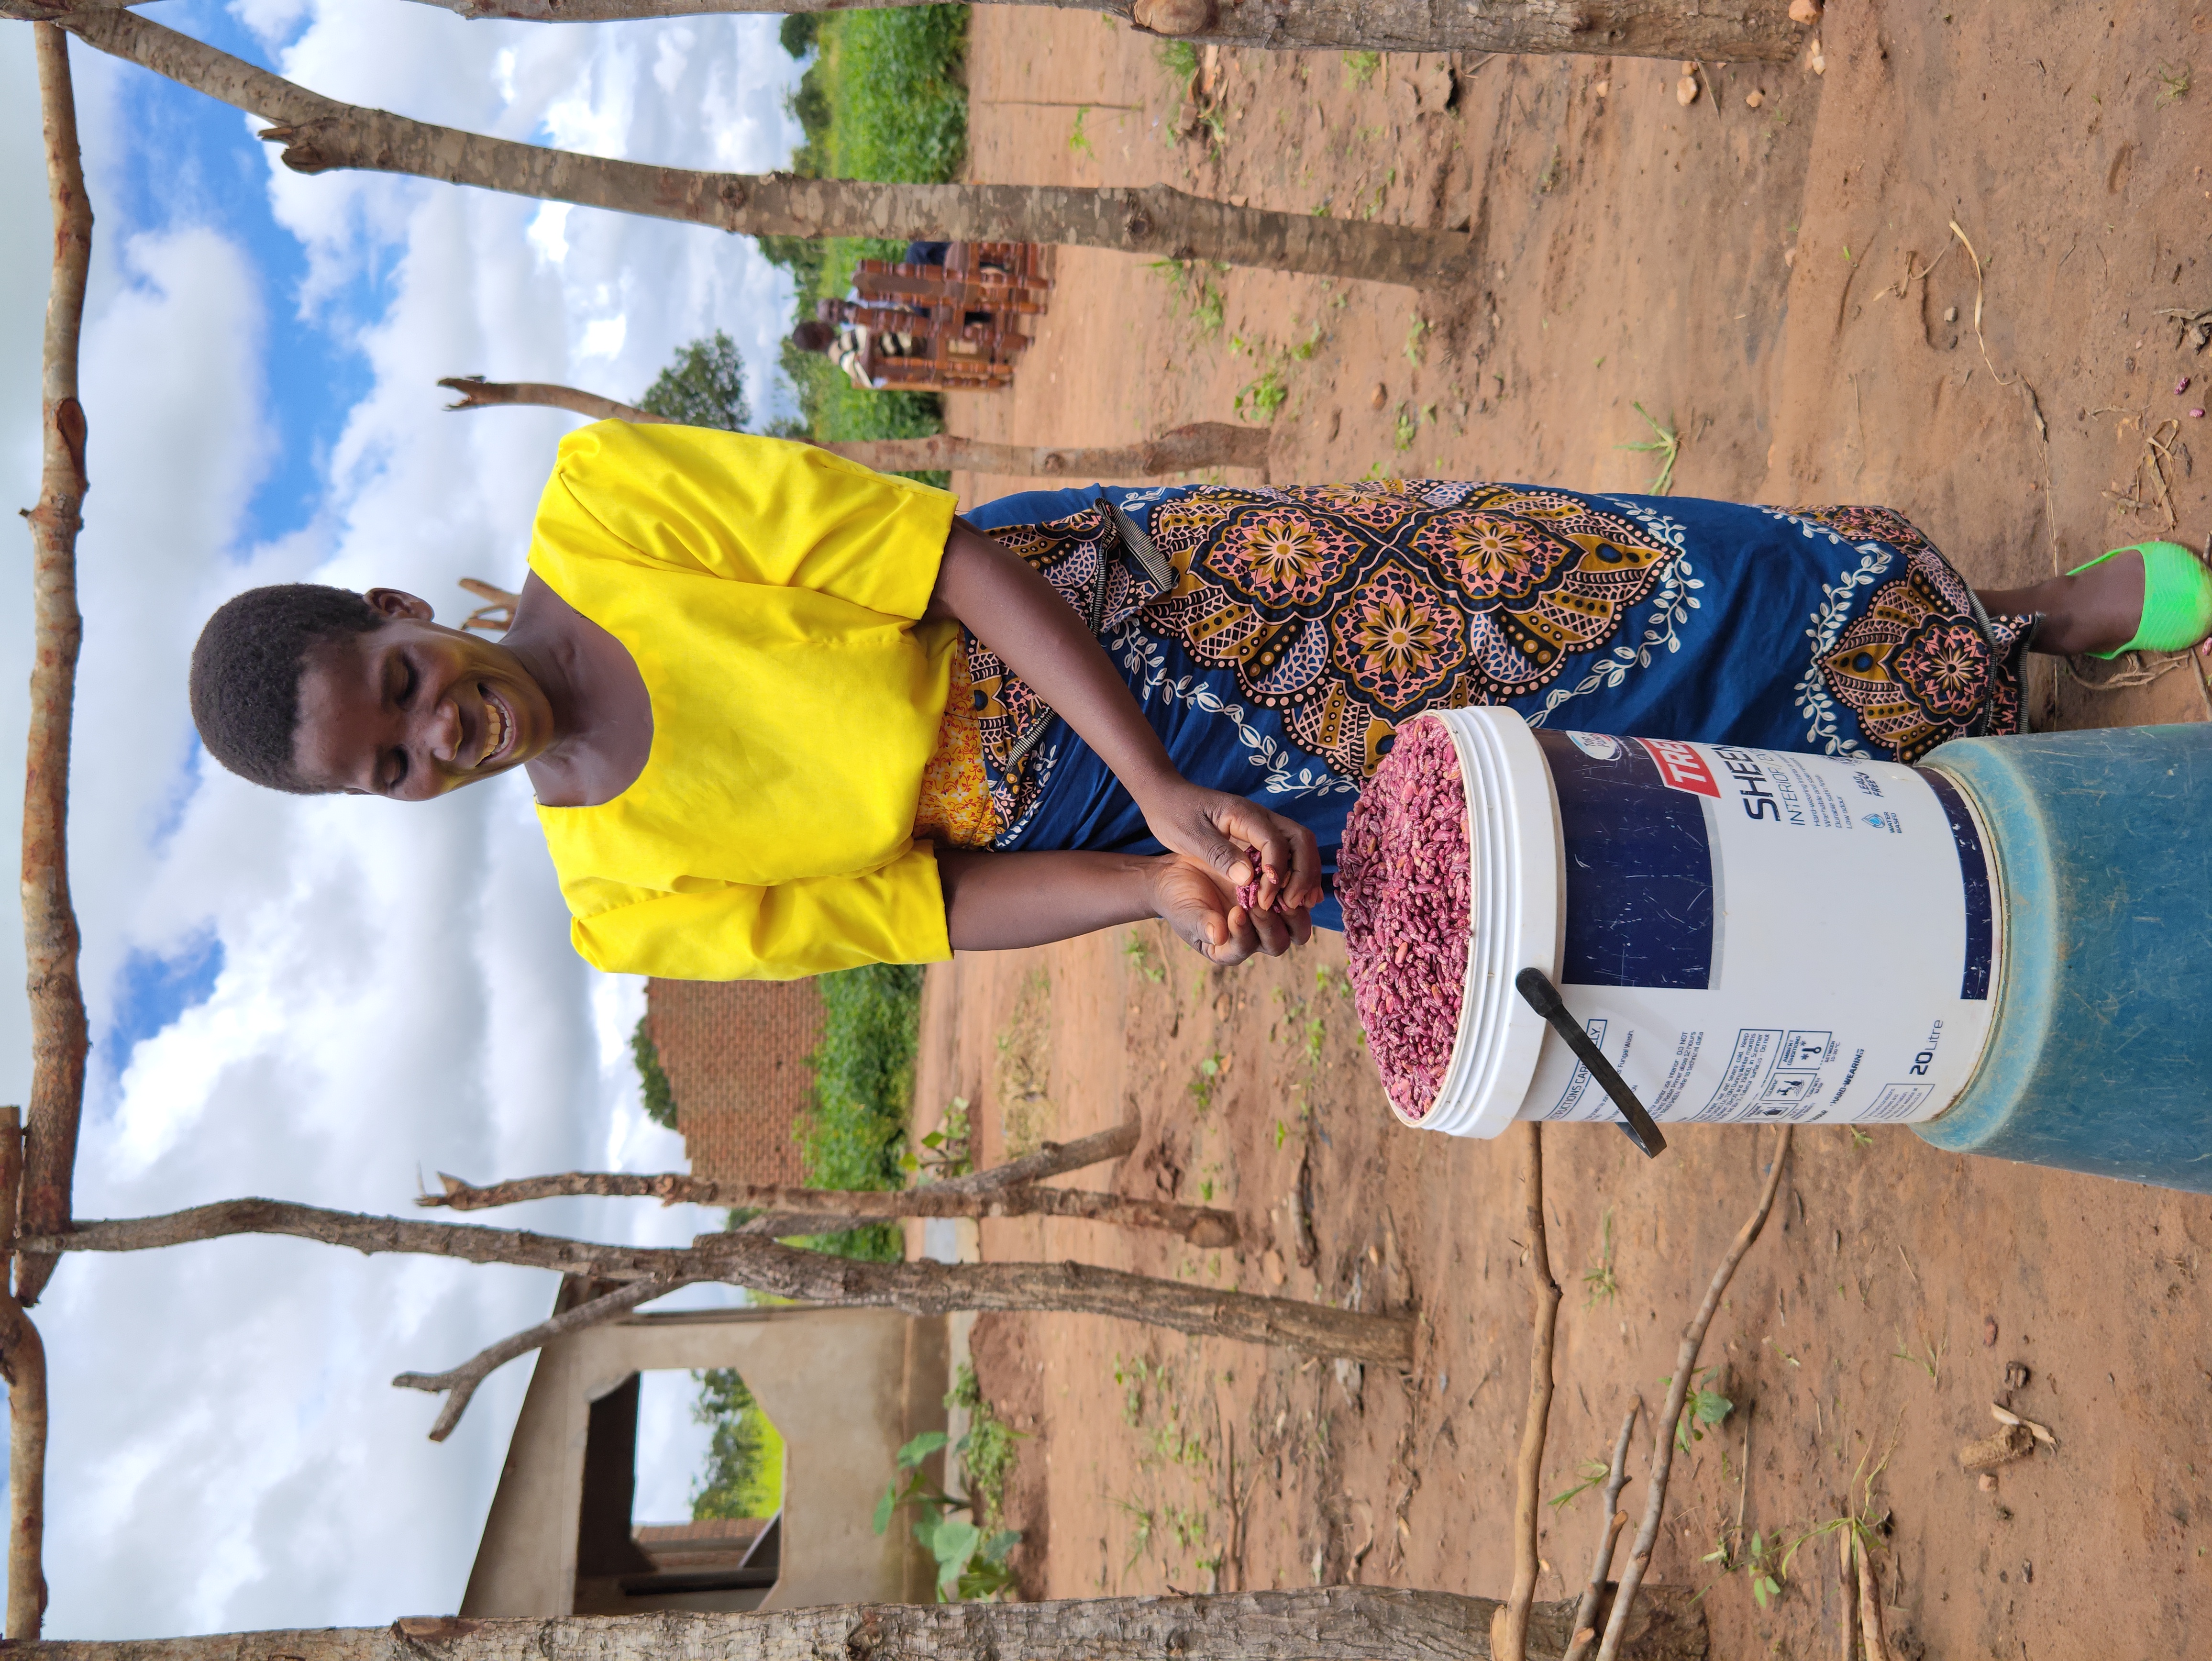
[1534,731,1716,990]
[1914,767,1993,1000]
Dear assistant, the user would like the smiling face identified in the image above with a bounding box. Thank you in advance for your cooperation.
[290,590,557,799]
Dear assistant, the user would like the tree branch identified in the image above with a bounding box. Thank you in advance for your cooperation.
[433,378,1274,480]
[440,376,1271,479]
[418,1168,1237,1248]
[1562,1398,1642,1661]
[393,1275,697,1441]
[17,19,95,1315]
[1494,1121,1561,1661]
[27,1199,1407,1363]
[62,11,1470,289]
[1593,1127,1793,1661]
[0,1587,1711,1661]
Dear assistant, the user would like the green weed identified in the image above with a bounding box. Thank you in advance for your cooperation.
[871,1361,1029,1602]
[1156,38,1201,80]
[1617,401,1682,494]
[1236,365,1290,422]
[1122,930,1167,984]
[1403,316,1428,366]
[1548,1455,1612,1511]
[902,1095,974,1182]
[1582,1207,1621,1309]
[1189,1052,1226,1113]
[2158,63,2191,105]
[1665,1367,1734,1453]
[1393,404,1421,451]
[1068,105,1095,156]
[1343,50,1382,87]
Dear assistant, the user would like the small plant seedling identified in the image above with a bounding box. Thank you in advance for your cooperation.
[1189,1052,1226,1113]
[1582,1207,1622,1309]
[1122,931,1166,984]
[902,1096,975,1180]
[1666,1367,1734,1452]
[1404,316,1429,365]
[1155,38,1200,80]
[1394,404,1421,451]
[1236,365,1289,422]
[1274,1118,1291,1149]
[1617,401,1682,494]
[1703,1528,1783,1609]
[1292,320,1326,360]
[1548,1455,1613,1511]
[1890,1327,1947,1386]
[1068,106,1094,157]
[1343,50,1382,87]
[2157,62,2191,107]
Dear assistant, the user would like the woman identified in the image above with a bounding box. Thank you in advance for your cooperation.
[188,421,2204,980]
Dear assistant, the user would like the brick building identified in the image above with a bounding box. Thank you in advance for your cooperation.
[646,979,825,1186]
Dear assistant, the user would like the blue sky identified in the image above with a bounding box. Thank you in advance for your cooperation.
[0,4,807,1635]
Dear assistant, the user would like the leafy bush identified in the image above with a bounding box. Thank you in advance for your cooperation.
[631,1016,678,1131]
[637,332,751,431]
[873,1363,1026,1600]
[791,963,924,1262]
[690,1367,785,1519]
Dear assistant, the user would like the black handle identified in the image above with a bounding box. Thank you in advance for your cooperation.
[1513,968,1667,1160]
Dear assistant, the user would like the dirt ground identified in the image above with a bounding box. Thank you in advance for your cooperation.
[918,5,2212,1655]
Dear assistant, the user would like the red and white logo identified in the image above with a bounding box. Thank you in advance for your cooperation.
[1636,737,1720,797]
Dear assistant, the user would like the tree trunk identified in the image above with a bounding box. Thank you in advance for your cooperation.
[0,1107,48,1639]
[7,1588,1709,1661]
[16,19,95,1316]
[440,377,1272,480]
[13,0,1813,63]
[61,11,1469,289]
[28,1199,1410,1363]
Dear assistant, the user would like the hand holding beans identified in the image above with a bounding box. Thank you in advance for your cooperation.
[1147,853,1315,965]
[1136,780,1326,915]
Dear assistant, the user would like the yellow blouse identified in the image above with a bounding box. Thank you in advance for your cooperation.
[528,421,961,980]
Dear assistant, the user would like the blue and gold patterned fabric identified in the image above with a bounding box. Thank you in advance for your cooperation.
[961,481,2030,929]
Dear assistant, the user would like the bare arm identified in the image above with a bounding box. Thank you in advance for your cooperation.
[925,520,1323,908]
[937,849,1310,964]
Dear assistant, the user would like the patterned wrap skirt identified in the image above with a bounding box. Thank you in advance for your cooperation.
[944,480,2031,930]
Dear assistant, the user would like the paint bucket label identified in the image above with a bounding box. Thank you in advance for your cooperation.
[1517,732,1998,1127]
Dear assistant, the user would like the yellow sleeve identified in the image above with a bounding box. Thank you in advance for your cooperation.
[535,421,956,620]
[563,844,951,981]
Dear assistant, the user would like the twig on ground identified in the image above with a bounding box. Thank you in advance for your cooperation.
[393,1274,696,1440]
[1838,1526,1857,1661]
[1562,1397,1642,1661]
[1493,1122,1561,1661]
[1853,1529,1892,1661]
[1593,1126,1793,1661]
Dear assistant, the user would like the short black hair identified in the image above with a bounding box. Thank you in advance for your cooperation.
[790,320,836,354]
[189,583,384,793]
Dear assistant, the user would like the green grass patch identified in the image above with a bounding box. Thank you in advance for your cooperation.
[789,963,925,1262]
[690,1367,786,1519]
[762,7,968,487]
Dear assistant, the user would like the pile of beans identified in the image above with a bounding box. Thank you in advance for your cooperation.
[1337,715,1472,1121]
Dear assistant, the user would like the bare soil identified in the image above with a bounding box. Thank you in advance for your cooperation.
[922,6,2212,1654]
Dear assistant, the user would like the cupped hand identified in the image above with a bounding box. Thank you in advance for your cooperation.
[1138,781,1326,914]
[1147,853,1314,966]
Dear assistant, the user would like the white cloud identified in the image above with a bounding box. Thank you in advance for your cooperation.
[0,2,808,1637]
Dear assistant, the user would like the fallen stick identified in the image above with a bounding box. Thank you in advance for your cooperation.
[1493,1120,1561,1661]
[1592,1126,1793,1661]
[1853,1531,1892,1661]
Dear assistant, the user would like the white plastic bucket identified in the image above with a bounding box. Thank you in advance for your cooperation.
[1400,708,2002,1138]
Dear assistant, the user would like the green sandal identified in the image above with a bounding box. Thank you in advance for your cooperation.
[2068,540,2212,659]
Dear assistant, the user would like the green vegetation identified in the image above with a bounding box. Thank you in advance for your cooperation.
[873,1363,1026,1600]
[1548,1454,1612,1511]
[1581,1207,1621,1308]
[1618,401,1682,494]
[1669,1367,1735,1453]
[690,1368,786,1519]
[761,5,970,484]
[631,1016,678,1131]
[1342,50,1382,87]
[792,963,924,1262]
[636,332,751,431]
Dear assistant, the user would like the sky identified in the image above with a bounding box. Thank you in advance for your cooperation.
[0,2,806,1636]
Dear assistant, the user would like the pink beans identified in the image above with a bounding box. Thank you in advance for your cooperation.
[1234,847,1297,915]
[1338,716,1472,1122]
